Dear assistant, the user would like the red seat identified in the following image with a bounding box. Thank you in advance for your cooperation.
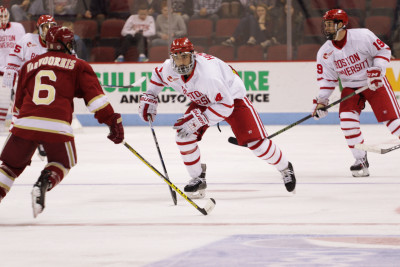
[148,46,169,62]
[303,17,325,44]
[90,46,116,62]
[236,45,264,61]
[124,46,139,62]
[338,0,366,18]
[99,19,125,46]
[364,16,392,40]
[74,20,98,40]
[188,19,213,46]
[310,0,338,16]
[296,44,320,60]
[208,45,235,61]
[20,20,36,33]
[266,45,291,61]
[370,0,396,16]
[348,16,361,28]
[215,18,240,43]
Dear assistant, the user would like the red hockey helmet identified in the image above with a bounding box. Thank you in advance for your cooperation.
[0,6,10,30]
[323,9,348,26]
[170,37,194,54]
[46,26,74,51]
[37,15,57,40]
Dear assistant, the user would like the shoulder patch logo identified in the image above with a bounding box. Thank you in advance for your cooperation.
[215,93,223,102]
[167,76,179,82]
[323,50,333,59]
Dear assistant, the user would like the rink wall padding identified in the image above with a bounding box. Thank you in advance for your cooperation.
[74,61,400,126]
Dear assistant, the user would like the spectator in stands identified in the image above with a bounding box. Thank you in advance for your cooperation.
[89,0,108,21]
[151,4,186,47]
[115,5,156,62]
[62,21,89,61]
[108,0,130,19]
[220,0,241,18]
[191,0,222,29]
[274,1,304,47]
[10,0,47,21]
[222,3,277,48]
[171,0,193,24]
[53,0,78,19]
[75,0,92,20]
[134,0,162,20]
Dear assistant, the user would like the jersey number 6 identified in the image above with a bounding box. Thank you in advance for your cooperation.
[33,70,56,106]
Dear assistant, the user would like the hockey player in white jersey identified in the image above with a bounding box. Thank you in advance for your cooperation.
[311,9,400,177]
[139,37,296,198]
[0,6,25,131]
[2,15,57,159]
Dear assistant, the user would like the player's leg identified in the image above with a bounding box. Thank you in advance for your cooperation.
[226,97,296,192]
[176,103,209,199]
[365,77,400,139]
[31,140,77,217]
[0,134,37,202]
[339,88,369,177]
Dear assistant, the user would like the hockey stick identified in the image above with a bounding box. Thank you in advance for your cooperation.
[123,141,216,215]
[355,143,400,154]
[148,116,177,205]
[102,76,146,88]
[228,85,370,147]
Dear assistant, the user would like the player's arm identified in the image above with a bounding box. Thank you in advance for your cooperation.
[138,65,166,122]
[2,42,24,89]
[362,29,391,91]
[79,63,124,144]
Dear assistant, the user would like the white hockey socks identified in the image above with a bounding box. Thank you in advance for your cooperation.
[175,135,202,178]
[340,111,366,159]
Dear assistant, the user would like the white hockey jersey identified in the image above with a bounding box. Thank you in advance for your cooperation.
[121,14,155,37]
[147,53,246,125]
[316,28,391,100]
[0,22,26,73]
[5,33,47,71]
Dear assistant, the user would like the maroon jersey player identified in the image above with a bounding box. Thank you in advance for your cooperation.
[0,26,124,218]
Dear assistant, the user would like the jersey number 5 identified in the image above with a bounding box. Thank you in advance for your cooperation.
[33,70,56,105]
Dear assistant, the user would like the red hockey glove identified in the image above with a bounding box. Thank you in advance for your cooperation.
[311,98,329,120]
[366,67,383,91]
[173,109,209,138]
[138,93,158,122]
[107,113,124,144]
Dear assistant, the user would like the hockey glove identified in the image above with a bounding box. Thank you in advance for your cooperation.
[107,113,124,144]
[311,98,329,120]
[366,67,383,91]
[173,109,209,138]
[2,66,18,89]
[139,93,158,122]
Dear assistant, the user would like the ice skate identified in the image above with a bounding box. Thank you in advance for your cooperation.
[350,154,369,177]
[184,164,207,199]
[32,170,52,218]
[37,144,47,161]
[280,162,296,193]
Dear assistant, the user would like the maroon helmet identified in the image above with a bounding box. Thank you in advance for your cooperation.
[322,9,348,40]
[170,38,195,75]
[46,26,74,51]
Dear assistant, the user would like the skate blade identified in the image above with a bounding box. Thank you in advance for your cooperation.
[352,169,370,177]
[31,188,44,218]
[186,189,206,199]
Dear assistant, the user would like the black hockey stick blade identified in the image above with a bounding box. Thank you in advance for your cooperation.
[123,141,216,215]
[228,85,370,147]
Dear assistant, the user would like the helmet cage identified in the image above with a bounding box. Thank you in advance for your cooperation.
[0,6,10,29]
[171,52,195,75]
[37,15,57,40]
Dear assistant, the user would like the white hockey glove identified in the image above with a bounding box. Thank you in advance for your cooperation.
[2,66,18,89]
[366,67,383,91]
[311,98,329,120]
[138,93,158,122]
[173,109,209,138]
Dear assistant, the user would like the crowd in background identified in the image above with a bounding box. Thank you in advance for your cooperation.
[2,0,400,62]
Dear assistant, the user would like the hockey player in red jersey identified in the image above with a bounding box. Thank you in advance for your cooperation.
[0,26,124,217]
[311,9,400,177]
[139,37,296,199]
